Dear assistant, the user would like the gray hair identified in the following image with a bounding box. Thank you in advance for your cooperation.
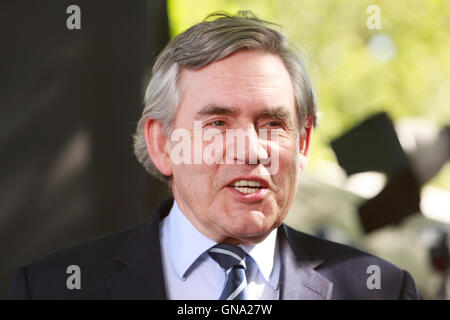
[133,11,318,181]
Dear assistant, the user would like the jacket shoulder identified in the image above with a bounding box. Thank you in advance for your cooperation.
[283,225,419,299]
[10,222,147,299]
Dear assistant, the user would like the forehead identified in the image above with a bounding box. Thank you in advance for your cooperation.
[178,50,296,114]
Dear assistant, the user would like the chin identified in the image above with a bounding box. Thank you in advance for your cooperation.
[222,205,279,235]
[227,217,274,239]
[227,228,274,245]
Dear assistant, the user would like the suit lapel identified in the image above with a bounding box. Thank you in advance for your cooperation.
[279,224,333,300]
[107,199,173,299]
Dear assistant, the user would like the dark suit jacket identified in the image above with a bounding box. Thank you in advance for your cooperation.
[9,198,420,299]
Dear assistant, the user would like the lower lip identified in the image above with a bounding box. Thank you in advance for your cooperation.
[225,186,269,202]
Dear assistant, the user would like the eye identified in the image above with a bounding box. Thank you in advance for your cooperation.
[265,121,282,127]
[210,120,227,126]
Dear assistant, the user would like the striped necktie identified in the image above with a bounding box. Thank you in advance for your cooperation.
[208,243,248,300]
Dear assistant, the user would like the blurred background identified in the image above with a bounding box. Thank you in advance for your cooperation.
[1,0,449,299]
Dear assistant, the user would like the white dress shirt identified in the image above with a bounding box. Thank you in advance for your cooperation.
[159,200,280,300]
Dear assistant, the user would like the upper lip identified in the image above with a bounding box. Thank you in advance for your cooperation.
[227,176,270,189]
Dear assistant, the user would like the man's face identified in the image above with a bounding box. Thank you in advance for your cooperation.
[152,50,312,245]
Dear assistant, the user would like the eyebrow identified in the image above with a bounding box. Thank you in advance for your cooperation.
[195,104,238,117]
[260,107,292,123]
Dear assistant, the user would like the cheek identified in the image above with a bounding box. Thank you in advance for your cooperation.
[172,163,219,194]
[274,143,300,197]
[278,138,300,173]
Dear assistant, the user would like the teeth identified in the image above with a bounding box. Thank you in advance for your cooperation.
[232,180,263,187]
[233,187,260,194]
[248,181,257,187]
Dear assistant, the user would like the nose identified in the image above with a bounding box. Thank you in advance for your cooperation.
[231,125,270,165]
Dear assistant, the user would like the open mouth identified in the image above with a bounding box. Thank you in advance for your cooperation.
[228,179,265,194]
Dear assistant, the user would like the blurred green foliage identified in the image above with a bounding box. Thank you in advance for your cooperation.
[167,0,450,190]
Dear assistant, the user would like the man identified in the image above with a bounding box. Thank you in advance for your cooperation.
[10,11,419,300]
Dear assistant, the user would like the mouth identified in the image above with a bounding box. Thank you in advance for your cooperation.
[225,177,270,201]
[228,179,265,194]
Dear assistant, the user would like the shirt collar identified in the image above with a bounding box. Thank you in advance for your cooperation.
[162,200,216,280]
[162,200,279,289]
[241,228,278,289]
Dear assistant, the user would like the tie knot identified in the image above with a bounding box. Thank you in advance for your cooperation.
[208,243,247,270]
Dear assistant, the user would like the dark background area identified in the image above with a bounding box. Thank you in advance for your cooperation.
[0,0,170,298]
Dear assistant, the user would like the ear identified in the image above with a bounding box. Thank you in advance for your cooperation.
[144,118,173,177]
[298,115,314,171]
